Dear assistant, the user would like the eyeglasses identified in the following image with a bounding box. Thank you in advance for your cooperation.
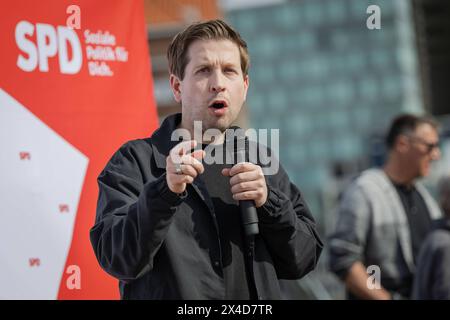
[406,135,440,154]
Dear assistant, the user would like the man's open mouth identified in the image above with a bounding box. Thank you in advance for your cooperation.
[209,100,228,109]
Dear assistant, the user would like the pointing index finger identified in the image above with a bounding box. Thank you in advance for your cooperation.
[171,140,197,159]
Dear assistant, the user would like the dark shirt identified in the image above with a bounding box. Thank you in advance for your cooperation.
[391,182,432,298]
[201,143,257,299]
[392,183,432,263]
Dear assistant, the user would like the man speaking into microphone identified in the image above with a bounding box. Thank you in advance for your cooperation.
[90,19,323,300]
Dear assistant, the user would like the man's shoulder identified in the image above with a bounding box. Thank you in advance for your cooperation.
[341,168,390,202]
[428,220,450,247]
[422,229,450,260]
[354,168,394,191]
[108,138,154,164]
[116,137,152,153]
[99,137,156,180]
[357,167,384,181]
[346,168,383,188]
[121,137,152,149]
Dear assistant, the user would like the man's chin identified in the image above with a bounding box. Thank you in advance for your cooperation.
[206,118,232,132]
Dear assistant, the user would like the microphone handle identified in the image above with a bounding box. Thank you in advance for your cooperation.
[240,199,259,236]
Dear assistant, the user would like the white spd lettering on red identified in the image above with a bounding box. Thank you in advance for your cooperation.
[15,21,82,74]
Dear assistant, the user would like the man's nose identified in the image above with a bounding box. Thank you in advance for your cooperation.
[210,70,225,93]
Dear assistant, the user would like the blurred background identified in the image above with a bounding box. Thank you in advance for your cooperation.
[144,0,450,299]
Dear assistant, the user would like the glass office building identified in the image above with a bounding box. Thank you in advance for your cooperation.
[225,0,429,298]
[227,0,424,231]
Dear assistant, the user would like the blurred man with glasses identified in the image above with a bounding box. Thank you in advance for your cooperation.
[329,114,442,300]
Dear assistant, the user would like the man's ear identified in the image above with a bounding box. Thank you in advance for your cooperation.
[243,74,249,101]
[396,135,410,153]
[170,74,182,103]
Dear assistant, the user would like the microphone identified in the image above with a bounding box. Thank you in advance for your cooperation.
[226,126,259,237]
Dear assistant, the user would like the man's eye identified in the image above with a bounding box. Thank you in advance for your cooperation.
[224,68,237,74]
[198,67,209,73]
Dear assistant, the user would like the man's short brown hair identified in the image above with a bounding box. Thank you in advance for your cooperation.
[167,19,250,80]
[385,114,438,150]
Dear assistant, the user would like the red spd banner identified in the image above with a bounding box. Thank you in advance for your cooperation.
[0,0,158,299]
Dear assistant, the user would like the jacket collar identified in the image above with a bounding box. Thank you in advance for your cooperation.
[367,169,416,271]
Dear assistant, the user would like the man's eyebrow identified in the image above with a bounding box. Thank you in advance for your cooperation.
[190,61,212,70]
[194,62,212,68]
[193,61,239,69]
[222,63,239,69]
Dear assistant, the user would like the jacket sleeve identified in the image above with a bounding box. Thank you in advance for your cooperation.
[257,163,323,279]
[90,142,185,282]
[327,183,371,279]
[431,244,450,299]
